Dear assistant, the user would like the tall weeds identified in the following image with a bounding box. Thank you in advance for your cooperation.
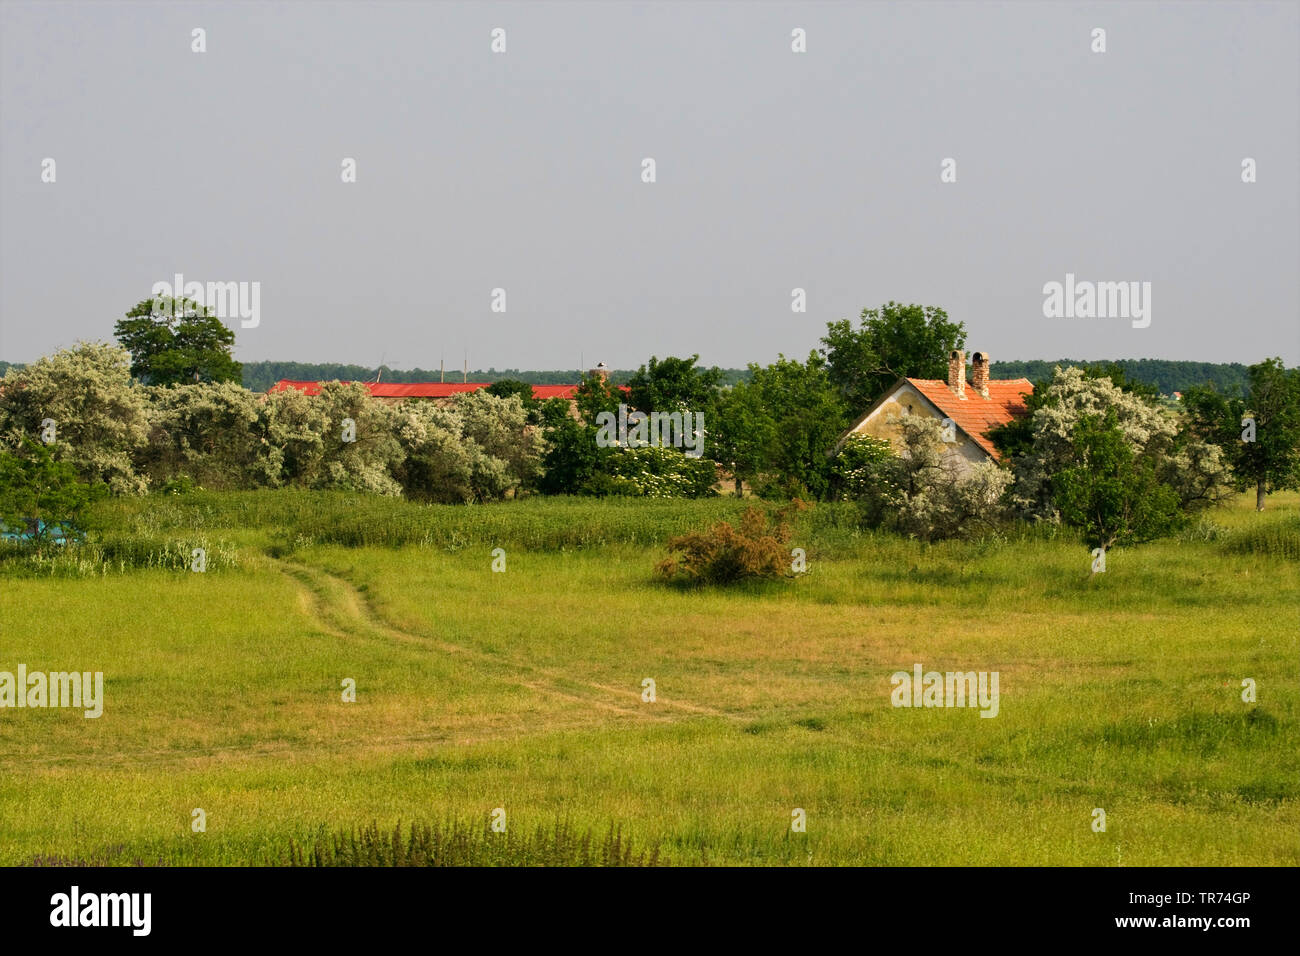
[286,819,661,867]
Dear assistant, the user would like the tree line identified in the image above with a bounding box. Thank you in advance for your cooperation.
[0,356,1259,399]
[989,359,1251,398]
[235,363,754,392]
[2,297,1297,559]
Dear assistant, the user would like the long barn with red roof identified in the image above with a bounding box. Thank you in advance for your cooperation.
[267,366,627,407]
[266,380,588,402]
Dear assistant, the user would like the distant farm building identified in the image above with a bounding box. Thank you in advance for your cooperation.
[267,380,587,405]
[840,351,1033,465]
[268,364,626,410]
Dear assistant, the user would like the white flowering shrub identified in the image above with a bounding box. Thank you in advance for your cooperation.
[593,446,718,498]
[831,419,1010,539]
[142,382,279,489]
[264,386,329,486]
[0,342,149,495]
[1163,434,1235,512]
[1007,367,1231,519]
[453,391,546,495]
[888,416,1012,540]
[0,348,606,504]
[392,402,473,502]
[311,382,404,496]
[392,392,545,503]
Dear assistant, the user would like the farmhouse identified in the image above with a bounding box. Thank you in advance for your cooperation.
[840,351,1033,465]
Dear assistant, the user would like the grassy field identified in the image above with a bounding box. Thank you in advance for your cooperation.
[1,490,1297,865]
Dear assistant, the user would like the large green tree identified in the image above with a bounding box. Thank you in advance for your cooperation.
[484,378,536,407]
[627,354,722,415]
[746,351,849,499]
[707,380,774,496]
[573,371,624,423]
[114,297,242,385]
[536,418,610,495]
[820,302,966,411]
[1182,357,1300,511]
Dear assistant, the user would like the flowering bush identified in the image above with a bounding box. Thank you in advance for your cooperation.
[142,381,279,490]
[0,342,149,495]
[393,392,544,503]
[1004,366,1232,520]
[596,446,717,499]
[831,419,1011,541]
[887,416,1013,541]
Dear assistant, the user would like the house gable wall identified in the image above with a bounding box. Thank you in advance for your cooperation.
[848,382,987,467]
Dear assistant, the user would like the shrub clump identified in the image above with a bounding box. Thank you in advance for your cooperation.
[832,422,1011,542]
[655,502,805,584]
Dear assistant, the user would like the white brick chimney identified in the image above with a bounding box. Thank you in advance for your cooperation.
[970,351,989,397]
[947,350,966,398]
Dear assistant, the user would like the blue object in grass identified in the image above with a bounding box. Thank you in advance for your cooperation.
[0,518,81,544]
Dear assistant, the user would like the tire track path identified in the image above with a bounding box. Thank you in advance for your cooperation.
[276,557,738,724]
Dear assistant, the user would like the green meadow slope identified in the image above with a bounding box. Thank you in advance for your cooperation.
[1,492,1297,865]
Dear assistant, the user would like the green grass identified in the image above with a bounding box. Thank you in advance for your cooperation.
[287,819,661,867]
[1,490,1297,865]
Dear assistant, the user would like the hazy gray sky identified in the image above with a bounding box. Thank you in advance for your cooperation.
[2,1,1297,371]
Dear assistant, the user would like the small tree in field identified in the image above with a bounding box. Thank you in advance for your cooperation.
[0,438,99,547]
[745,352,849,499]
[1182,357,1300,511]
[1001,366,1230,521]
[1052,410,1182,564]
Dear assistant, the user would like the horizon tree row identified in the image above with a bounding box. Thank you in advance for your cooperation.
[1,300,1297,559]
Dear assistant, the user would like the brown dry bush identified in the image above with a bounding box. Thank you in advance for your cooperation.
[656,501,807,585]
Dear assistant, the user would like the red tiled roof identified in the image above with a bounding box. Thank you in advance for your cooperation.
[266,380,626,401]
[905,378,1033,460]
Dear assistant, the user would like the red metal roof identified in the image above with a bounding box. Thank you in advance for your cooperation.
[531,384,580,399]
[267,380,624,401]
[905,378,1033,460]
